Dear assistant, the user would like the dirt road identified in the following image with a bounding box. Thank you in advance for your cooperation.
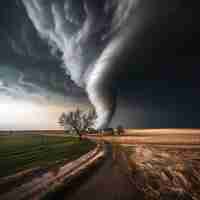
[51,131,200,200]
[64,144,140,200]
[63,143,200,200]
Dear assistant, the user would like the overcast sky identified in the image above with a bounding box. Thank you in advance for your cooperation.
[0,0,200,130]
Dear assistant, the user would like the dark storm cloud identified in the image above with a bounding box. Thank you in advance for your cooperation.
[0,0,85,104]
[21,0,200,128]
[0,0,53,60]
[22,0,153,128]
[1,0,200,128]
[22,0,112,128]
[112,80,200,128]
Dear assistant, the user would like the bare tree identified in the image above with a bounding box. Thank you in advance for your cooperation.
[58,108,97,139]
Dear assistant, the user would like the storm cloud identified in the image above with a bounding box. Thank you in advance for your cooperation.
[21,0,200,128]
[0,0,199,129]
[22,0,136,128]
[21,0,161,128]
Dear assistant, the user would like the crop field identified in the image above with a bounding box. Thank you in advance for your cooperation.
[122,145,200,200]
[0,134,95,178]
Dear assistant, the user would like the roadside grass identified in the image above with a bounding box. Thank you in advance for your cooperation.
[0,134,95,178]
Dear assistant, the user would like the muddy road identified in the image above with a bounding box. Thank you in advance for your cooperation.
[62,142,200,200]
[64,144,140,200]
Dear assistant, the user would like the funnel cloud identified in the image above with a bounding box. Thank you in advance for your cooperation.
[21,0,147,128]
[2,0,196,128]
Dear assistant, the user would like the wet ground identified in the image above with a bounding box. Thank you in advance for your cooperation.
[2,131,200,200]
[65,144,138,200]
[64,143,200,200]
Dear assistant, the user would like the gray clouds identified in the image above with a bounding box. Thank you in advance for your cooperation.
[22,0,145,128]
[19,0,200,128]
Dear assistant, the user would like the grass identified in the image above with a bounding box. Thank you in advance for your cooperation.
[0,134,95,178]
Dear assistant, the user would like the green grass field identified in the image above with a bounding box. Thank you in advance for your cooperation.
[0,134,95,178]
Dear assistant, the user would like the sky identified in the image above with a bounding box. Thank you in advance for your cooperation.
[0,0,200,130]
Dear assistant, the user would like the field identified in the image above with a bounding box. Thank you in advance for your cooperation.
[122,145,200,200]
[0,134,95,178]
[83,129,200,200]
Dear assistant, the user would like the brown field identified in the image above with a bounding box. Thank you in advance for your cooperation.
[121,144,200,200]
[1,129,200,200]
[124,128,200,135]
[82,129,200,200]
[117,130,200,200]
[87,128,200,145]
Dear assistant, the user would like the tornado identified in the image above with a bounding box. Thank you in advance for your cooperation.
[22,0,146,128]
